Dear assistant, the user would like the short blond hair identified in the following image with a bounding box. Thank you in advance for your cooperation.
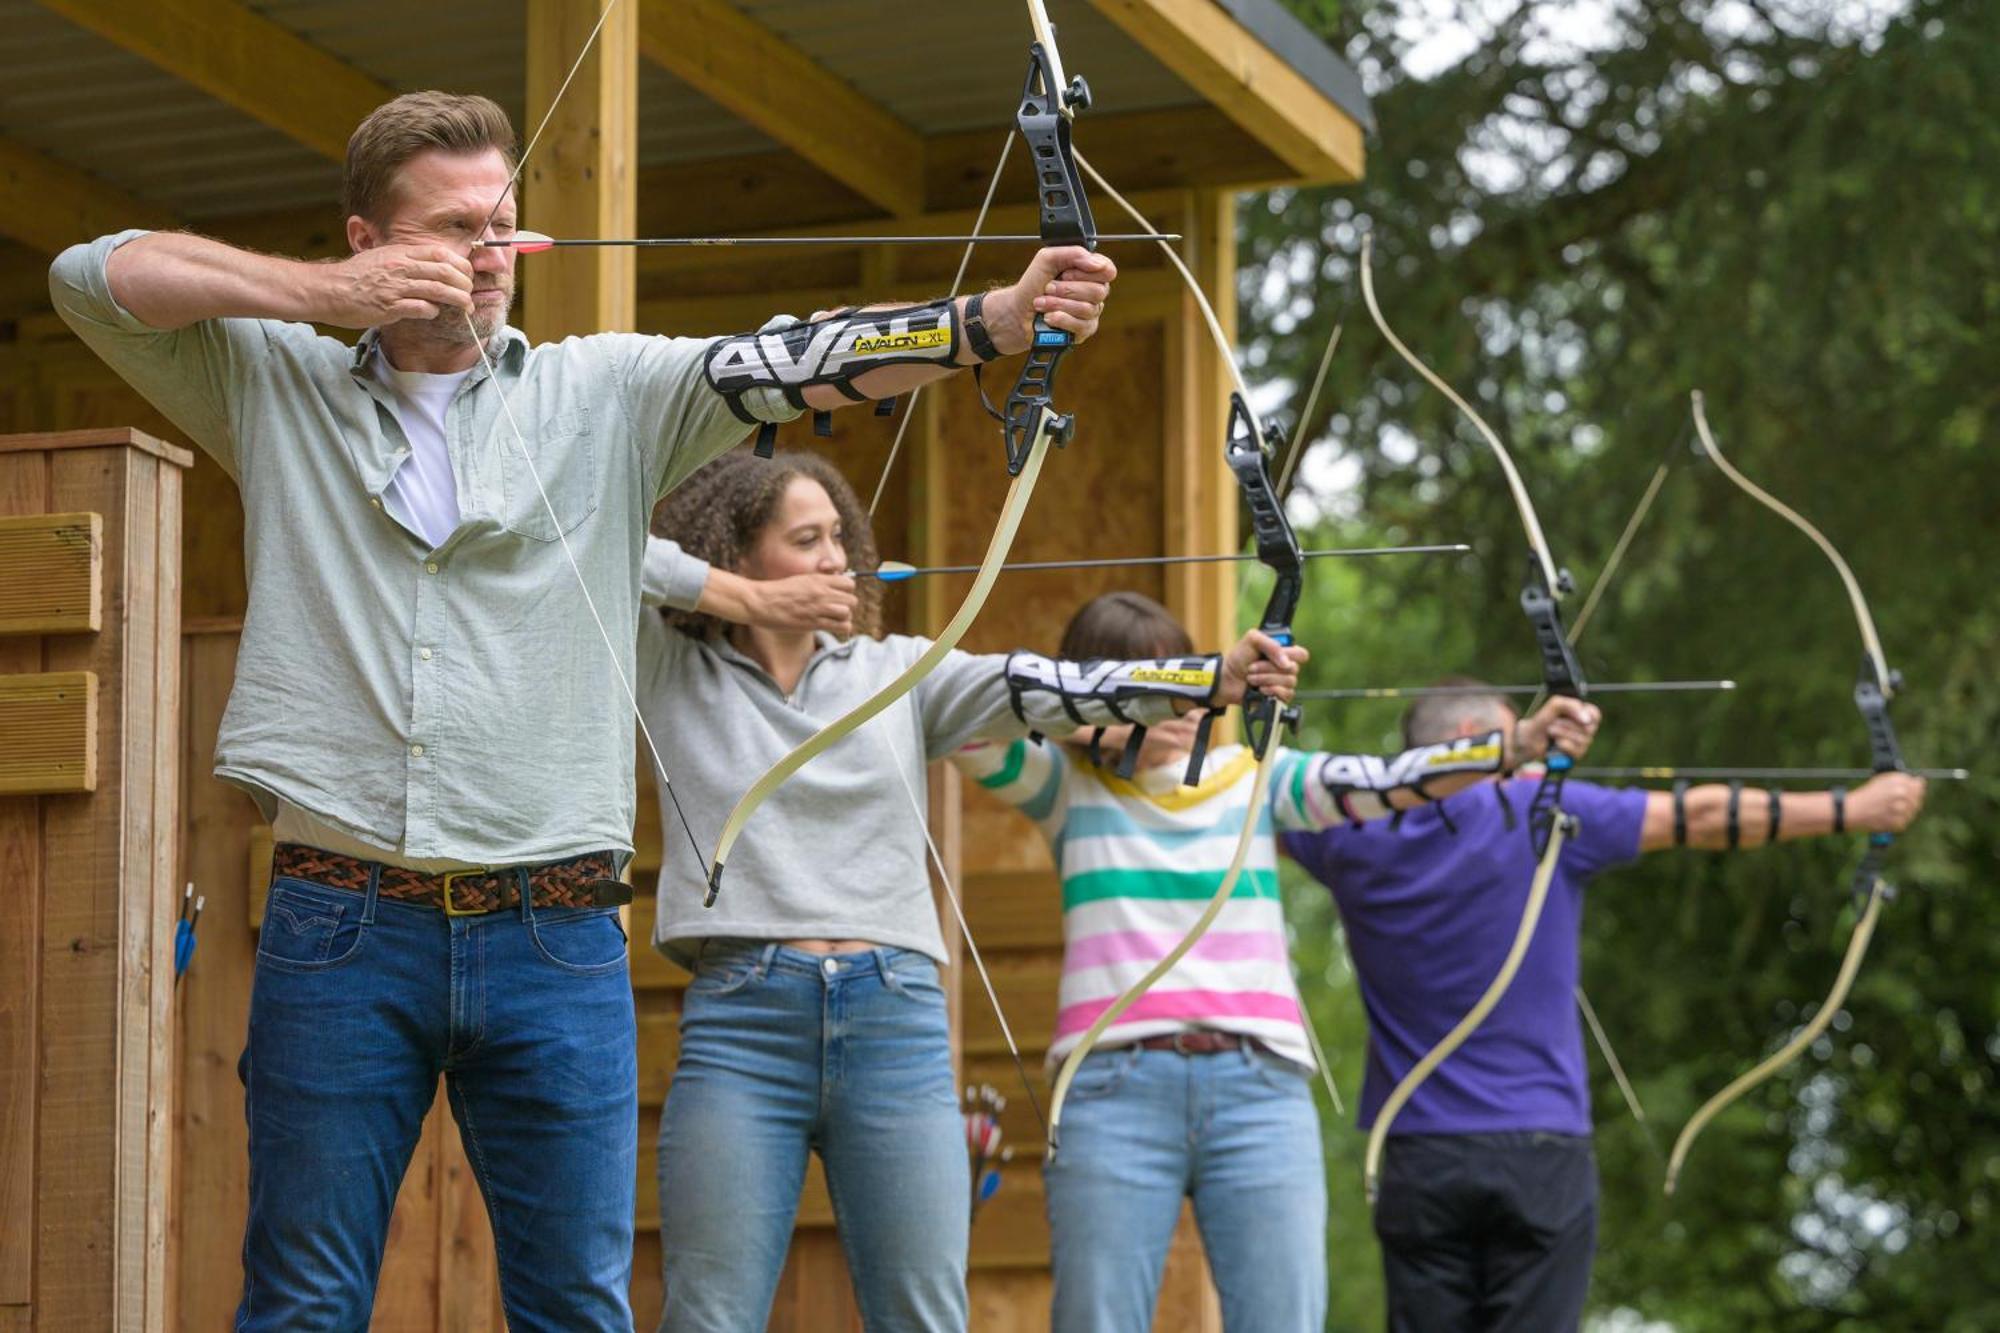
[342,91,517,223]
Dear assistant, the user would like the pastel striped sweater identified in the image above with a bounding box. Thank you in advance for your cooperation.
[956,738,1362,1072]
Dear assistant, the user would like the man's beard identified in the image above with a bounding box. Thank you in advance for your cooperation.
[422,283,512,346]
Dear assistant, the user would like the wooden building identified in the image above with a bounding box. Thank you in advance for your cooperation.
[0,2,1369,1328]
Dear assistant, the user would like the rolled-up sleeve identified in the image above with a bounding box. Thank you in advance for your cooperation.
[640,536,712,611]
[48,230,271,479]
[608,321,806,504]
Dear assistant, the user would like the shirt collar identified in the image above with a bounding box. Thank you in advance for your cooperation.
[351,324,528,379]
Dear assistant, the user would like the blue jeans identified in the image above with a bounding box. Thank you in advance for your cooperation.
[236,869,637,1332]
[656,942,968,1333]
[1043,1042,1328,1333]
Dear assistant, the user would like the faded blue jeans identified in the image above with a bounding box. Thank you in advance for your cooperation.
[1043,1041,1328,1333]
[656,941,968,1333]
[236,867,637,1332]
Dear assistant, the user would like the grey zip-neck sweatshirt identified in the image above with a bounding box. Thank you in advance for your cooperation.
[636,540,1201,965]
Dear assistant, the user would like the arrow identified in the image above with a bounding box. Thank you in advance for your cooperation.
[1297,679,1736,701]
[479,229,1178,252]
[856,543,1470,582]
[1574,765,1967,782]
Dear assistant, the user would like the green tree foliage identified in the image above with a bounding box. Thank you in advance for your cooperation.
[1248,2,1999,1326]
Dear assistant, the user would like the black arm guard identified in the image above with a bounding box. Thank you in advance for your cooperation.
[1003,652,1219,731]
[704,298,964,429]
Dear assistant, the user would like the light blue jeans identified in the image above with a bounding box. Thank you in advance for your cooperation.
[237,869,637,1332]
[656,942,968,1333]
[1043,1041,1328,1333]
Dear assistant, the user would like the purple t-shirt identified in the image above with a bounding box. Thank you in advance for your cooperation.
[1281,778,1646,1136]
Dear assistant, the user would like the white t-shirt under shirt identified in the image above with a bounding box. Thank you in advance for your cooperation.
[268,357,475,866]
[373,359,469,549]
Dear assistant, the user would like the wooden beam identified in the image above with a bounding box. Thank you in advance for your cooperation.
[1086,0,1366,182]
[0,671,97,794]
[637,0,924,217]
[35,0,394,163]
[0,512,102,635]
[523,0,639,341]
[0,136,178,257]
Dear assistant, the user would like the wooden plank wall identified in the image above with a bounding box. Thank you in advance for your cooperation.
[0,428,186,1332]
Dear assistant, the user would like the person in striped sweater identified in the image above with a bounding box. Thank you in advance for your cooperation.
[955,591,1597,1333]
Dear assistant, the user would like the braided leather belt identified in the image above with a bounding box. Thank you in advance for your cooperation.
[271,843,630,916]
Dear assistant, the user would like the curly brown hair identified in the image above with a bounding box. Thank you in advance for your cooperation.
[653,447,883,641]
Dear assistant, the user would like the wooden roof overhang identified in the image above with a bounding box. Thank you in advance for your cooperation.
[0,0,1370,322]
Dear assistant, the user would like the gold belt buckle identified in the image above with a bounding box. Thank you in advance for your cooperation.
[439,868,493,917]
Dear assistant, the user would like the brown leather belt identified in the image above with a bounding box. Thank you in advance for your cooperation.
[1131,1031,1258,1056]
[271,843,630,916]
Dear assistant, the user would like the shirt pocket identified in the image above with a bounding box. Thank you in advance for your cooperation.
[499,406,599,541]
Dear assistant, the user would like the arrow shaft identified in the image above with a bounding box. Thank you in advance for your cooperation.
[1574,765,1967,781]
[860,544,1468,582]
[1298,679,1736,701]
[480,233,1178,248]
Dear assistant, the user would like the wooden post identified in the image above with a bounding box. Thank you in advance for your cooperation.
[0,427,188,1332]
[522,0,639,341]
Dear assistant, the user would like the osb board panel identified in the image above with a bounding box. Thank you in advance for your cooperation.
[928,319,1169,658]
[0,511,101,635]
[0,670,96,795]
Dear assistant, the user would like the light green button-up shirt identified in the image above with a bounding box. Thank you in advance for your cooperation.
[51,229,795,865]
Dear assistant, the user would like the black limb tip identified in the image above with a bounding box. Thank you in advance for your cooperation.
[703,866,725,909]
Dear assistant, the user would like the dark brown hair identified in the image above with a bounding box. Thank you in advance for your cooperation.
[343,92,517,224]
[654,448,882,641]
[1059,591,1194,661]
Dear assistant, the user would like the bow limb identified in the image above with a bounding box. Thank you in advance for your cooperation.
[1664,877,1886,1195]
[1363,813,1573,1202]
[705,431,1052,902]
[1357,235,1584,850]
[1689,392,1892,699]
[706,5,1094,897]
[1353,235,1593,1202]
[1358,235,1562,596]
[1662,393,1906,1193]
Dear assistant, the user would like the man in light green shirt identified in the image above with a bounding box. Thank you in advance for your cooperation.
[51,90,1117,1329]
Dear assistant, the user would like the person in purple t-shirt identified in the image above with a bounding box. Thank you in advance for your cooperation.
[1281,677,1929,1333]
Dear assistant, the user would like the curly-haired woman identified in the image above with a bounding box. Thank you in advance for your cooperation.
[631,448,1304,1333]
